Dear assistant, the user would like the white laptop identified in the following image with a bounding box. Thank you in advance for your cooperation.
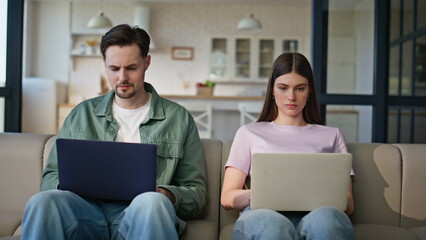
[250,153,352,211]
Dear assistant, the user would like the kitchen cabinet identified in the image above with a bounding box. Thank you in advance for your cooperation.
[209,36,299,82]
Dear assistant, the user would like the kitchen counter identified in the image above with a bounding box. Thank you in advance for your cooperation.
[162,95,264,112]
[161,95,264,101]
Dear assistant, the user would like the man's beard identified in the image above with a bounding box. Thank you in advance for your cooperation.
[114,83,137,99]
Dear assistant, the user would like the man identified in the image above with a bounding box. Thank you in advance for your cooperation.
[21,24,206,240]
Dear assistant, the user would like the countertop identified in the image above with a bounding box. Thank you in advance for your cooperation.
[59,95,265,108]
[162,95,265,100]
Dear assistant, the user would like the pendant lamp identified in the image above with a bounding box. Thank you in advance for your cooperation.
[237,14,262,30]
[88,0,112,29]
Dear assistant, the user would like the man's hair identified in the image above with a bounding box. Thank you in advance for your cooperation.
[100,24,150,58]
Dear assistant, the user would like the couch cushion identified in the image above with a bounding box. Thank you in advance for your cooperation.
[199,139,222,222]
[410,227,426,240]
[0,212,21,238]
[181,139,221,240]
[394,144,426,228]
[220,223,420,240]
[348,143,402,226]
[0,133,53,213]
[0,237,20,240]
[181,220,217,240]
[219,223,233,240]
[354,224,418,240]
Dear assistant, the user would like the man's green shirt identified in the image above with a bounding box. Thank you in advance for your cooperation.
[41,83,206,231]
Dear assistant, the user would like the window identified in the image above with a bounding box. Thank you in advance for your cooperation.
[1,0,24,132]
[0,0,7,132]
[0,0,6,87]
[327,0,375,95]
[314,0,426,143]
[326,105,373,143]
[388,0,426,143]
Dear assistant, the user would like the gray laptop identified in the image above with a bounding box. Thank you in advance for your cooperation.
[56,138,157,201]
[250,153,352,211]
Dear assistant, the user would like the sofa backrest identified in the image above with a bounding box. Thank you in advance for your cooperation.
[0,133,53,212]
[394,144,426,228]
[348,143,402,226]
[199,139,222,224]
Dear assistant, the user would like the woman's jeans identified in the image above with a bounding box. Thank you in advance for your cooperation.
[21,190,179,240]
[233,206,353,240]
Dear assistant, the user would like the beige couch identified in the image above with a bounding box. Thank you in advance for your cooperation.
[1,132,425,239]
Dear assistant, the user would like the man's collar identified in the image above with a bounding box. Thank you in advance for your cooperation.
[93,82,166,121]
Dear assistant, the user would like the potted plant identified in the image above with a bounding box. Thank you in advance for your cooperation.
[196,80,215,96]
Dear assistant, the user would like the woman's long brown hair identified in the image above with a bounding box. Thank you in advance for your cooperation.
[257,52,321,124]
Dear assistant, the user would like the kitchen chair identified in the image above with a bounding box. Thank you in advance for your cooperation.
[238,102,263,125]
[177,102,213,139]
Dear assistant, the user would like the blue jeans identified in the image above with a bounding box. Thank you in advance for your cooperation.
[21,190,179,240]
[233,206,353,240]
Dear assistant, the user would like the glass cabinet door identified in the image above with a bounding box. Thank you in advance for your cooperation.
[209,38,227,79]
[259,39,274,78]
[283,39,298,52]
[235,38,251,78]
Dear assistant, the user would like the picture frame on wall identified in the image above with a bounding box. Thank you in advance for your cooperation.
[171,47,194,60]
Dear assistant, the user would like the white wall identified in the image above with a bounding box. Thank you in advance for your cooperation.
[27,1,70,84]
[28,2,311,101]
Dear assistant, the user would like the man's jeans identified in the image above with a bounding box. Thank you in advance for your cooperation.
[233,206,353,240]
[21,190,179,240]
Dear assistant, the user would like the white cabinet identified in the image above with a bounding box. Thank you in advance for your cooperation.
[209,36,300,82]
[22,78,67,134]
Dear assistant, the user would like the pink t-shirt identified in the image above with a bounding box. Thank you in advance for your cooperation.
[225,122,348,176]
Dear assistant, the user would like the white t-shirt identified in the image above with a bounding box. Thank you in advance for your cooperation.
[112,94,152,143]
[225,122,348,176]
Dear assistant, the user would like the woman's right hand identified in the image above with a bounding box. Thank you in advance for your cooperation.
[221,167,251,211]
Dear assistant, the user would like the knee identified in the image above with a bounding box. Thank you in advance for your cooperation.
[310,206,349,222]
[304,206,352,229]
[26,190,69,208]
[238,208,293,229]
[298,206,353,239]
[128,192,172,213]
[234,209,296,239]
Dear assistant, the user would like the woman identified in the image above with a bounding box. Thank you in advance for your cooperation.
[221,52,354,240]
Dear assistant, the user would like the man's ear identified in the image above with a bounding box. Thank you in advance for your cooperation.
[145,55,151,70]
